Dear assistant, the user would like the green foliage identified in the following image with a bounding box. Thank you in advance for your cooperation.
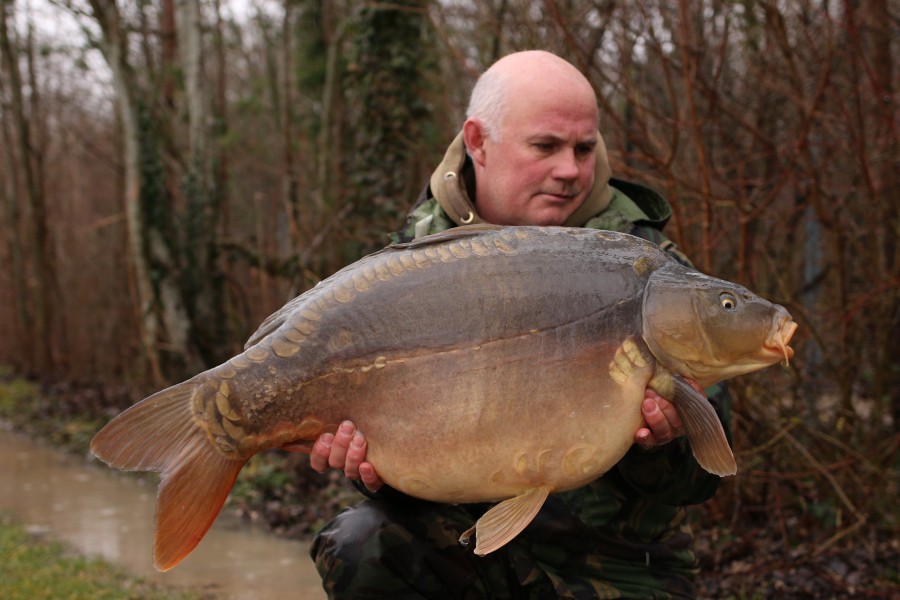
[234,453,296,498]
[0,514,199,600]
[230,452,361,537]
[342,0,439,256]
[0,372,39,424]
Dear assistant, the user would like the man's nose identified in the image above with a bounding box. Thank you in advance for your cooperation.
[552,148,580,180]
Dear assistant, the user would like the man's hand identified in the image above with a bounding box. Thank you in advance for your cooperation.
[633,381,702,450]
[310,420,384,493]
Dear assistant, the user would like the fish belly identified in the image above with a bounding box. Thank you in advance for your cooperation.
[307,330,651,504]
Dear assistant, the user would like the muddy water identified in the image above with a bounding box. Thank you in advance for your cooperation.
[0,427,326,599]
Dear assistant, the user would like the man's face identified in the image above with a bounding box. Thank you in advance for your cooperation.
[470,89,599,227]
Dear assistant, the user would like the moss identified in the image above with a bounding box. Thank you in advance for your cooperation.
[0,514,203,600]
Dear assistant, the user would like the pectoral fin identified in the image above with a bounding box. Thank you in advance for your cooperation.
[460,485,552,556]
[671,376,737,476]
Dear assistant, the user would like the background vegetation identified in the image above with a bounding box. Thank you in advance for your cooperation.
[1,0,897,596]
[0,512,202,600]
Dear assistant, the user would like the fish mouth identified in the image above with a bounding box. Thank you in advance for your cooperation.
[766,316,797,365]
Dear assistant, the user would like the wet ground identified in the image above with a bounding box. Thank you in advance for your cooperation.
[0,427,325,599]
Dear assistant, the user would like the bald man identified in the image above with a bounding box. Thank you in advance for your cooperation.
[310,51,730,599]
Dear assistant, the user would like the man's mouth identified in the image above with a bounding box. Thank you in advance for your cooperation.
[540,191,578,203]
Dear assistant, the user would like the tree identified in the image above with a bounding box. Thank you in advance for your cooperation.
[343,0,437,256]
[87,0,166,382]
[0,0,56,374]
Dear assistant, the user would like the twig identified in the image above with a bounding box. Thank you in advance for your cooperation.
[783,431,870,557]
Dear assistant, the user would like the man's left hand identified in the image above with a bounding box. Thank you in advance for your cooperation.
[634,384,697,449]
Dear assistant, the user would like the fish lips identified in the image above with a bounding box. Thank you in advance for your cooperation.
[765,313,798,365]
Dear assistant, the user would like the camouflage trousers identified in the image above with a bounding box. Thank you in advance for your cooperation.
[310,495,698,599]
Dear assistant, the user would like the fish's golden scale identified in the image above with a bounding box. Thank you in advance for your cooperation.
[281,325,307,344]
[245,345,268,362]
[470,239,491,256]
[188,374,253,459]
[229,354,250,369]
[333,283,354,304]
[352,271,371,292]
[214,382,241,422]
[271,337,300,358]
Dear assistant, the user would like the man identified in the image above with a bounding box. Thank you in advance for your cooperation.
[309,50,730,599]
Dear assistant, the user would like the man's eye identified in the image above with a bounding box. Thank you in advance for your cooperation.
[534,143,554,152]
[575,145,595,157]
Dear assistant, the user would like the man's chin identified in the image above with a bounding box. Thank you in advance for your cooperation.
[525,206,578,227]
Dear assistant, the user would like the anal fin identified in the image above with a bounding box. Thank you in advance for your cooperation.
[463,485,552,556]
[672,376,736,476]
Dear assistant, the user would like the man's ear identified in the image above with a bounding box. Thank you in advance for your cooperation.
[463,118,487,166]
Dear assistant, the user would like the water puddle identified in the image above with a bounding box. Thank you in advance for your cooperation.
[0,427,325,599]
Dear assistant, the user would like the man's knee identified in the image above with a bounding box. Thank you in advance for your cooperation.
[310,500,493,599]
[311,500,395,571]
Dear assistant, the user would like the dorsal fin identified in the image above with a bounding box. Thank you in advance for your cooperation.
[396,223,504,249]
[244,224,506,349]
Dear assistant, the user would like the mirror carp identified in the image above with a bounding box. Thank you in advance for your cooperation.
[91,225,797,571]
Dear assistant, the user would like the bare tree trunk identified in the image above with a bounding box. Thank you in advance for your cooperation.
[160,0,176,108]
[317,1,346,219]
[281,0,302,257]
[860,0,899,432]
[676,0,714,274]
[175,0,230,368]
[0,33,30,371]
[88,0,163,383]
[0,0,53,373]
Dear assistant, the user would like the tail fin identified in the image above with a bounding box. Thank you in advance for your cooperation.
[90,380,246,571]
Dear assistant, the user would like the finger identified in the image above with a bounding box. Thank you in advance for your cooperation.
[643,387,664,403]
[655,397,685,435]
[641,397,676,445]
[634,426,657,449]
[328,421,356,470]
[358,462,384,493]
[309,433,334,473]
[343,431,367,479]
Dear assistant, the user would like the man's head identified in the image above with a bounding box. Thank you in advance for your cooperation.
[463,51,600,226]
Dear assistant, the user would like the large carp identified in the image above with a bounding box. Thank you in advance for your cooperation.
[91,225,796,571]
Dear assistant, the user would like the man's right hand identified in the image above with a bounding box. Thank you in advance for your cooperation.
[310,420,384,493]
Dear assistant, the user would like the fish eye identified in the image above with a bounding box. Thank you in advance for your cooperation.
[720,292,738,311]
